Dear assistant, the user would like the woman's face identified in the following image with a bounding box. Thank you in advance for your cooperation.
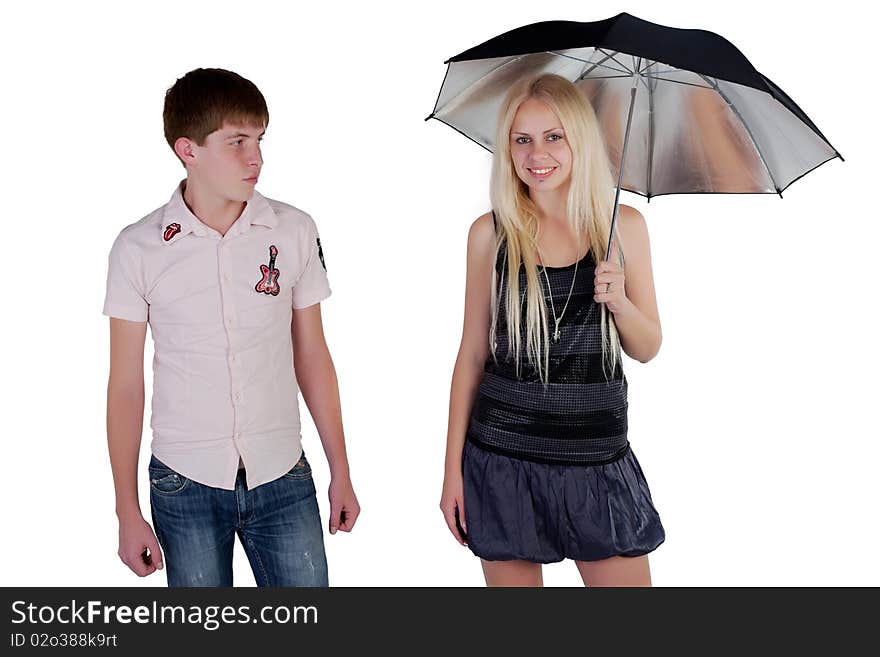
[509,97,572,195]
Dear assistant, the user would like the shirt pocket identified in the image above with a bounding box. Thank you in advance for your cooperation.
[240,241,293,328]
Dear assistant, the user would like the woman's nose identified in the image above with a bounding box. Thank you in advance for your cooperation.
[530,142,549,158]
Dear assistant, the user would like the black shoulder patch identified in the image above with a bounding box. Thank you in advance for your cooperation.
[317,236,326,271]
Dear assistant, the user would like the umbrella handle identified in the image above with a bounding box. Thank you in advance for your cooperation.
[605,58,641,263]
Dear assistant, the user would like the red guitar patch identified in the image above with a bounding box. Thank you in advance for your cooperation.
[163,223,181,242]
[255,245,281,296]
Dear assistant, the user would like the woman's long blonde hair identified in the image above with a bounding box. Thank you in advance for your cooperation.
[489,73,625,385]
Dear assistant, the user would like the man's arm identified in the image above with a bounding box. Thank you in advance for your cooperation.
[107,317,163,575]
[291,303,359,534]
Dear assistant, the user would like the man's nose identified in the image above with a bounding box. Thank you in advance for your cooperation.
[248,144,263,167]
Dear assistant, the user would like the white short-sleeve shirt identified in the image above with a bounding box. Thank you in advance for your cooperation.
[103,180,331,490]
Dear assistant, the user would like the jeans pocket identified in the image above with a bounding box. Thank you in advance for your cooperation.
[149,459,190,495]
[282,453,312,480]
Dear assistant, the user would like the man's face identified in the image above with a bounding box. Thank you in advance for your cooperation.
[188,121,264,202]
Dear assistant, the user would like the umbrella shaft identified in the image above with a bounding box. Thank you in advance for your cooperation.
[606,57,641,262]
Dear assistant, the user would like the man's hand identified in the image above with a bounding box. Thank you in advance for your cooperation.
[118,515,164,577]
[328,477,360,534]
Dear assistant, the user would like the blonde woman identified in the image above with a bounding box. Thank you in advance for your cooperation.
[440,73,665,587]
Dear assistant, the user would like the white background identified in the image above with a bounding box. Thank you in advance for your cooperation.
[1,0,876,587]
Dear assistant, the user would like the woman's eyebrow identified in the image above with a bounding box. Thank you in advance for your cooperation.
[511,127,564,136]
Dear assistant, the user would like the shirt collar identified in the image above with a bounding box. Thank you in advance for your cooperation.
[161,180,278,245]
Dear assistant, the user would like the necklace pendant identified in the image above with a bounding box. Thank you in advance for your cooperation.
[552,327,561,343]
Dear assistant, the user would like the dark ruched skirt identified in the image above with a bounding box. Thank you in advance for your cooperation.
[462,439,666,563]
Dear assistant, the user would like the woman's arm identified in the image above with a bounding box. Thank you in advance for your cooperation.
[440,211,496,542]
[595,205,663,363]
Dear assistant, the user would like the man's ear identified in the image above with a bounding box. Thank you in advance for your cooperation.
[173,136,197,167]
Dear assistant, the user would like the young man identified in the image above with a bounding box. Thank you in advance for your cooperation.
[104,68,359,587]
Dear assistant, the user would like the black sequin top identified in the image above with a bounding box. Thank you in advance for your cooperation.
[465,214,630,466]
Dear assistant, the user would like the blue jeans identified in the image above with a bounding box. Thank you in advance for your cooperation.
[148,451,329,587]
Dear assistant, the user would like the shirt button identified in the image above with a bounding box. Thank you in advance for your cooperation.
[223,273,230,282]
[230,354,236,362]
[226,317,234,326]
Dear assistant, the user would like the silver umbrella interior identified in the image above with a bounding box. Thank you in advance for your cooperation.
[431,47,839,207]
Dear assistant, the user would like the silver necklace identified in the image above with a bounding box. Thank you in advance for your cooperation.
[537,243,580,344]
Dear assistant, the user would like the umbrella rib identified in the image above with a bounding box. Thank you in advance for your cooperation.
[577,71,714,91]
[696,73,781,195]
[640,74,714,90]
[432,56,525,118]
[596,48,635,75]
[578,74,640,81]
[428,62,453,117]
[548,49,632,76]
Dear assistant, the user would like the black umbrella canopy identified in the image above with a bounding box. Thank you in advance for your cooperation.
[428,12,843,200]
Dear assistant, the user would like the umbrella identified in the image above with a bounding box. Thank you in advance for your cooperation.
[426,12,844,261]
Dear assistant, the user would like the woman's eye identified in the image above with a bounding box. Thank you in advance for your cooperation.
[548,134,563,142]
[515,136,530,144]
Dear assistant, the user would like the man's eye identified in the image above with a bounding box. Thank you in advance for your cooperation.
[231,140,242,146]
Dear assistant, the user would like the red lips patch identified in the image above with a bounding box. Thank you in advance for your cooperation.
[163,223,181,241]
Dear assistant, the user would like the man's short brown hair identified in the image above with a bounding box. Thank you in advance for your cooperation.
[163,68,269,161]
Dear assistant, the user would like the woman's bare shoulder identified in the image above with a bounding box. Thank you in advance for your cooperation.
[467,211,496,251]
[617,204,649,241]
[470,211,495,232]
[618,203,646,223]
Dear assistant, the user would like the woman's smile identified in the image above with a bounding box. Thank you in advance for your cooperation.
[527,166,557,179]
